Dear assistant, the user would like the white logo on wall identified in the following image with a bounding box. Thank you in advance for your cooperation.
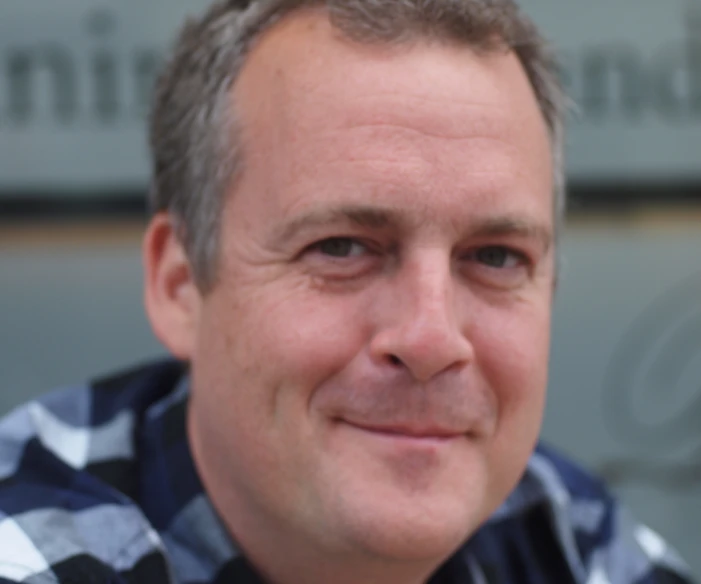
[601,271,701,490]
[0,0,700,193]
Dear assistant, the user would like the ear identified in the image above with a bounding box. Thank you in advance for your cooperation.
[143,213,201,360]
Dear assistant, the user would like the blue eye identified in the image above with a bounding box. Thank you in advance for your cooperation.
[316,238,365,258]
[475,246,522,268]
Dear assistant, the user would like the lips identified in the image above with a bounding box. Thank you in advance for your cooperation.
[339,419,465,440]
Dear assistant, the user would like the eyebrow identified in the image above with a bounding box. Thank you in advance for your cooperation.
[274,206,397,245]
[470,216,554,252]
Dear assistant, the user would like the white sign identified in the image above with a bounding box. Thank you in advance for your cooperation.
[0,0,700,194]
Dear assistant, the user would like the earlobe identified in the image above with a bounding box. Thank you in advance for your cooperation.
[143,213,200,360]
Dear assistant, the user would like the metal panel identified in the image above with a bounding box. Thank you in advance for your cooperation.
[0,0,699,194]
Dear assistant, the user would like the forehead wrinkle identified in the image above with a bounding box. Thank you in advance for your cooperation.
[337,122,520,152]
[314,94,521,150]
[343,92,511,129]
[309,123,526,184]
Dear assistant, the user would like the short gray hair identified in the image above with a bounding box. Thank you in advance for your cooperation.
[149,0,567,291]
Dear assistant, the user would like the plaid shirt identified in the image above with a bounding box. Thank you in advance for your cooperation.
[0,360,694,584]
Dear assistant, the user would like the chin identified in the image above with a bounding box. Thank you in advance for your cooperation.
[314,430,498,563]
[334,483,486,563]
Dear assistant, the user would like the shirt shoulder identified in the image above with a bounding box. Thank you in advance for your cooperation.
[0,360,185,584]
[467,443,696,584]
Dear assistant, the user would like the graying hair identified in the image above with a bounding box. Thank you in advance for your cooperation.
[149,0,567,291]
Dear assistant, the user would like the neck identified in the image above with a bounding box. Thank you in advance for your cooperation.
[239,518,440,584]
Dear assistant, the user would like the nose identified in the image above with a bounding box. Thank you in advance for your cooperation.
[369,254,474,382]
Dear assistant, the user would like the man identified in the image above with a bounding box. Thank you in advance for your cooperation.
[0,1,694,583]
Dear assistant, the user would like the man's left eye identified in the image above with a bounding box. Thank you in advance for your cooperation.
[473,246,524,268]
[315,238,367,258]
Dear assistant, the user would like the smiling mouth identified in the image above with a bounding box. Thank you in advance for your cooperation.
[339,419,465,441]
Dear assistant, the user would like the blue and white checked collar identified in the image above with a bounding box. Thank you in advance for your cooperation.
[137,374,243,581]
[0,360,694,584]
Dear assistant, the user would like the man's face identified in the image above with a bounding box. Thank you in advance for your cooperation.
[186,10,554,569]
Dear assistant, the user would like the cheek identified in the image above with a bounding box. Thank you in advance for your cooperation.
[471,302,551,487]
[264,301,370,400]
[197,285,370,417]
[190,287,373,514]
[474,298,551,403]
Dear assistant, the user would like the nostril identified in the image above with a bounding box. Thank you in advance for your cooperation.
[388,354,403,367]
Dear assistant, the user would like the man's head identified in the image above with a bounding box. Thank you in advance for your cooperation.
[144,2,563,583]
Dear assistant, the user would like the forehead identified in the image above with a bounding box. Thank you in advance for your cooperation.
[230,9,552,228]
[236,10,547,134]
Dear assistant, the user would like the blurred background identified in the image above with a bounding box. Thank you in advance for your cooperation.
[1,0,700,576]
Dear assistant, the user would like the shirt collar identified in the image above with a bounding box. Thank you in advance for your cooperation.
[138,374,242,581]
